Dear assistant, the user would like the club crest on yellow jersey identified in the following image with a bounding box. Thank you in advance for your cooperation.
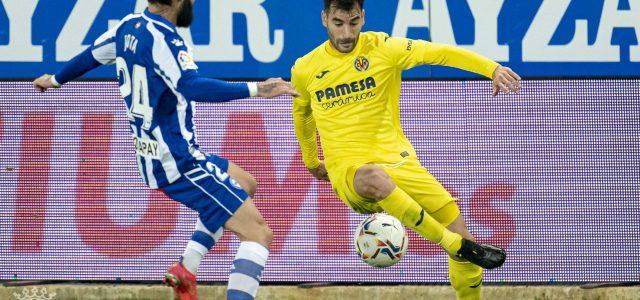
[354,56,370,72]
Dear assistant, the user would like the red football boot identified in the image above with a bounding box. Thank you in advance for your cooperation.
[163,262,198,300]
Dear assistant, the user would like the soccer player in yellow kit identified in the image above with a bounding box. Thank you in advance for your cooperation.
[291,0,521,299]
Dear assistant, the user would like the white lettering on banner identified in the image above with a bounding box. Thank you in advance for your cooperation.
[179,0,284,62]
[522,0,619,62]
[464,0,509,61]
[392,0,429,38]
[56,0,105,61]
[0,0,42,62]
[108,0,147,29]
[594,0,640,62]
[391,0,508,61]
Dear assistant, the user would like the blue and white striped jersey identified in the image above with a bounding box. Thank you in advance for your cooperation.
[54,9,253,188]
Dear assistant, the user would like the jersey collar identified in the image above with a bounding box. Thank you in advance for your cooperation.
[142,9,177,33]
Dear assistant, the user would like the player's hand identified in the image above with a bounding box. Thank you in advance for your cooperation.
[309,161,330,182]
[492,66,521,96]
[33,74,60,92]
[257,78,300,98]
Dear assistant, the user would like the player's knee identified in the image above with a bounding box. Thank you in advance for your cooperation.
[355,167,394,201]
[251,220,272,249]
[247,219,272,248]
[261,224,273,248]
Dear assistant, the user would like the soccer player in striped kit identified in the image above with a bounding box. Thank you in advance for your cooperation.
[33,0,299,299]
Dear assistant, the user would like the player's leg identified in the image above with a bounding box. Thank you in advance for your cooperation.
[161,156,267,300]
[396,160,502,300]
[445,214,483,300]
[201,156,270,300]
[353,164,463,255]
[160,173,228,300]
[223,198,271,300]
[356,163,505,270]
[433,204,483,300]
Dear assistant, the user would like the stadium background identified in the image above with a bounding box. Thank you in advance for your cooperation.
[0,0,639,290]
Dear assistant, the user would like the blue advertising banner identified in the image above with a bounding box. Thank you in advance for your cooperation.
[0,0,639,79]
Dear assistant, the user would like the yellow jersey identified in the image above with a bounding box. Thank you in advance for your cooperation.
[291,31,499,171]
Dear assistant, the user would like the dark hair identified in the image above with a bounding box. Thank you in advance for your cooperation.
[324,0,364,11]
[148,0,172,5]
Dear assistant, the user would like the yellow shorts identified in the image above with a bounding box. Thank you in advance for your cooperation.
[329,158,460,226]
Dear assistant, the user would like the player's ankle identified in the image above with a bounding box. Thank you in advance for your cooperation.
[439,230,463,254]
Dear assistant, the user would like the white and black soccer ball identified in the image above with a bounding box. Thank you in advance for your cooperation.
[354,213,408,268]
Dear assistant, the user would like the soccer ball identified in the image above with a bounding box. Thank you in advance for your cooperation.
[354,213,408,268]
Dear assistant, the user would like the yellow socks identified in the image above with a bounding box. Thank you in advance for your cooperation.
[449,257,483,300]
[377,187,462,254]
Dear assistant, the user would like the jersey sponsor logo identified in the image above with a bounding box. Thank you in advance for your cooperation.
[354,56,370,72]
[177,50,198,71]
[314,76,377,102]
[133,137,160,159]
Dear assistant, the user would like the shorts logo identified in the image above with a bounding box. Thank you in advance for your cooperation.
[178,50,198,71]
[230,178,243,190]
[354,56,370,72]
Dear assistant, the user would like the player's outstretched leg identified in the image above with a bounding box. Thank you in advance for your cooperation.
[445,215,484,300]
[354,165,464,254]
[164,218,224,300]
[224,198,272,300]
[354,165,506,269]
[161,157,262,300]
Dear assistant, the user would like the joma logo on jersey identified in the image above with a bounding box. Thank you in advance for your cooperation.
[134,137,160,159]
[315,77,376,102]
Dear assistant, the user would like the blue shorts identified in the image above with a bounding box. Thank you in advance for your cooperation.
[161,155,249,232]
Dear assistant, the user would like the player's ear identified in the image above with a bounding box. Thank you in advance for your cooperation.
[321,9,328,28]
[361,9,365,26]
